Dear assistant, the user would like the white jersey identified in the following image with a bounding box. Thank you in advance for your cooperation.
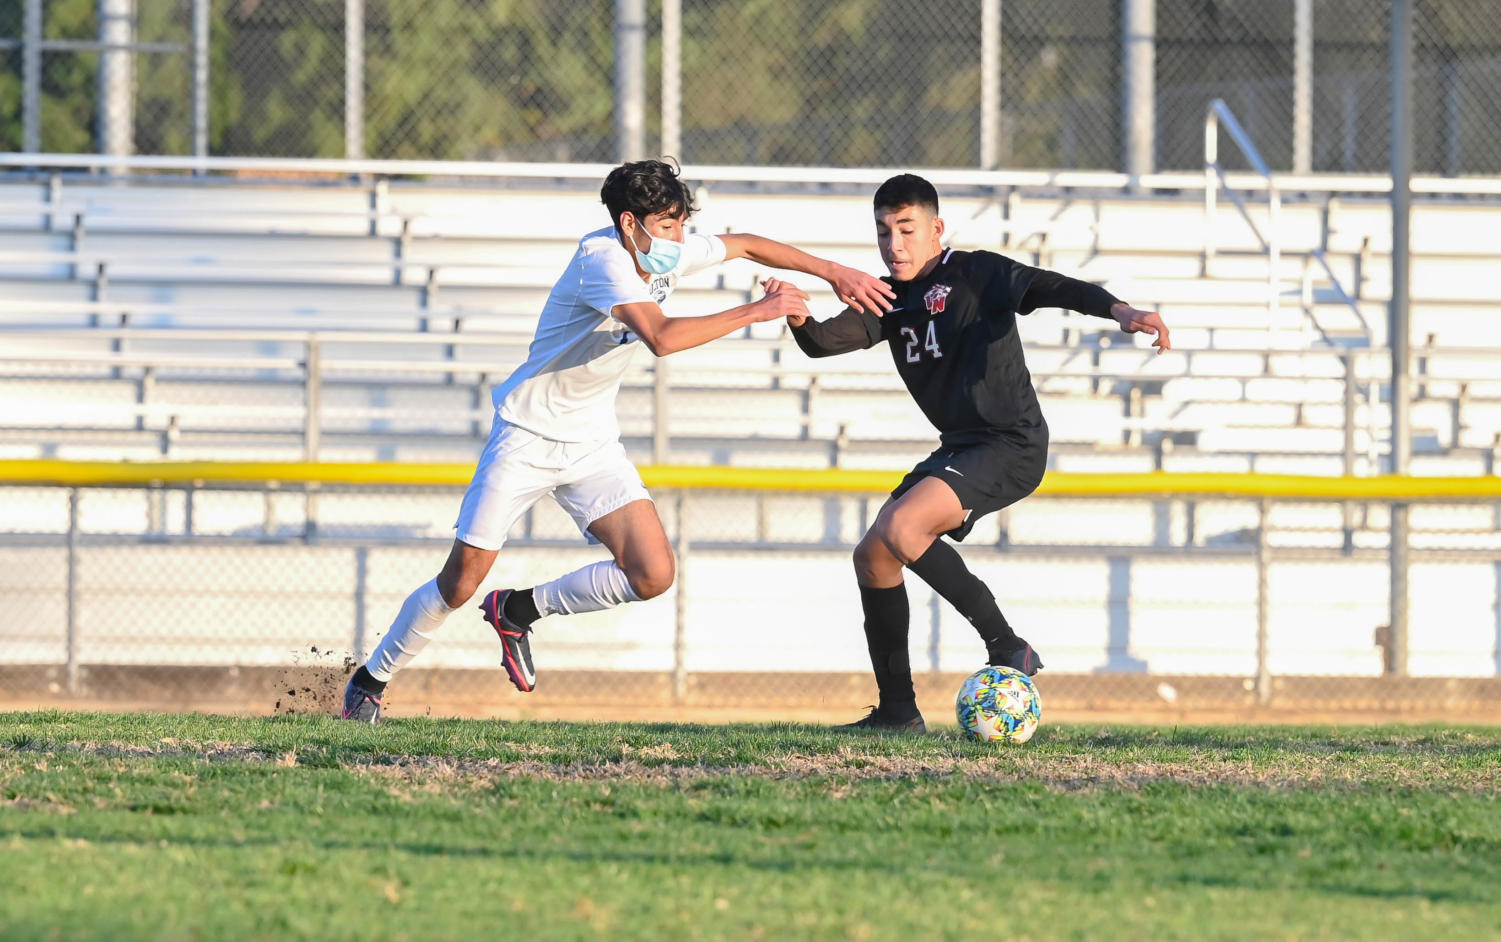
[493,226,727,443]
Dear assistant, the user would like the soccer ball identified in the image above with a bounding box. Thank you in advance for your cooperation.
[955,666,1042,744]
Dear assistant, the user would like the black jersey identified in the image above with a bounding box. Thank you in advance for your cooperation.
[790,249,1120,446]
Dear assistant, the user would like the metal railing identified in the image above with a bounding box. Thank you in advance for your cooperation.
[4,462,1500,705]
[1204,99,1386,469]
[9,152,1501,197]
[6,327,1501,476]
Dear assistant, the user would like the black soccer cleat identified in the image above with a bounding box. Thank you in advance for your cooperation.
[341,676,382,723]
[989,640,1044,677]
[836,706,927,734]
[480,589,537,693]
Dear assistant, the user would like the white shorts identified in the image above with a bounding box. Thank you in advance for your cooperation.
[453,418,651,552]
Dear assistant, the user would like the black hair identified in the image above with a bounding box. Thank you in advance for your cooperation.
[873,173,940,215]
[600,158,697,230]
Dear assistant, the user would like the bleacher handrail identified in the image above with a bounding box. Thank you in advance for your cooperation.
[1204,99,1377,349]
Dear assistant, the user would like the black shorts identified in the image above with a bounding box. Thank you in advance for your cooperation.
[890,433,1047,542]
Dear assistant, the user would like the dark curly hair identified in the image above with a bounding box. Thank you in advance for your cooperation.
[600,159,697,230]
[873,173,940,215]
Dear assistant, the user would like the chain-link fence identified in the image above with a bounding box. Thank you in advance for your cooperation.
[3,479,1499,719]
[5,1,1501,172]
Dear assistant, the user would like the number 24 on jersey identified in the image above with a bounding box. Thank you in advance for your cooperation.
[902,322,943,362]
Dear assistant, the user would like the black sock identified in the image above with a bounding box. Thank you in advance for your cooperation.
[503,587,541,628]
[907,539,1022,659]
[858,583,917,720]
[351,664,386,695]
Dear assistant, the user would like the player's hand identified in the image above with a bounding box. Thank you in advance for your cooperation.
[756,277,811,324]
[1111,302,1171,355]
[825,265,895,315]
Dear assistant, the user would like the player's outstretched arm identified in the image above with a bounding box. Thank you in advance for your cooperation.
[774,278,883,359]
[1015,265,1171,355]
[720,233,895,315]
[612,280,810,357]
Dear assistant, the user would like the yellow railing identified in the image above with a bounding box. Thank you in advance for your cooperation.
[2,459,1500,500]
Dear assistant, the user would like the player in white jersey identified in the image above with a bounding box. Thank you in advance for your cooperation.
[342,159,894,721]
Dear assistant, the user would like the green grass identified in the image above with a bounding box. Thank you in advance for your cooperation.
[2,712,1499,941]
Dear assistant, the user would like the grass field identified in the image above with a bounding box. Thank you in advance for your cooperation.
[2,712,1499,941]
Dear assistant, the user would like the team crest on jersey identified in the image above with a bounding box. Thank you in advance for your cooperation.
[923,284,952,315]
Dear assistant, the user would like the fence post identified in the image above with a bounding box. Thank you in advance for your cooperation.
[1255,499,1272,705]
[345,0,365,159]
[1388,0,1413,676]
[66,488,80,695]
[652,357,669,465]
[1292,0,1312,174]
[979,0,1001,170]
[672,491,689,704]
[927,591,942,674]
[98,0,136,158]
[1342,351,1357,552]
[305,338,322,541]
[191,0,210,163]
[22,0,41,154]
[353,546,368,662]
[661,0,681,160]
[304,337,322,461]
[1121,0,1156,187]
[614,0,647,162]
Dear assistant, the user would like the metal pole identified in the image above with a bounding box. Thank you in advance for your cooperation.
[191,0,209,161]
[1121,0,1156,186]
[1293,0,1312,174]
[660,0,681,159]
[22,0,42,154]
[980,0,1001,169]
[1203,108,1218,273]
[345,0,365,159]
[305,337,322,460]
[1389,0,1413,675]
[614,0,647,162]
[672,492,689,704]
[66,488,80,695]
[98,0,136,158]
[652,357,669,464]
[1255,500,1271,705]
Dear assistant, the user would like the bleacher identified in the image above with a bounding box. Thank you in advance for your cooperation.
[4,163,1501,680]
[3,166,1500,480]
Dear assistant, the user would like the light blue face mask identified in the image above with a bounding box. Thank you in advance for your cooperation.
[628,224,683,275]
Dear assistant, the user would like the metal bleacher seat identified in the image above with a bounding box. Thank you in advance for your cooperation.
[3,168,1501,479]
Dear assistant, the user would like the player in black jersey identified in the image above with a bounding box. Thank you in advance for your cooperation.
[780,174,1170,731]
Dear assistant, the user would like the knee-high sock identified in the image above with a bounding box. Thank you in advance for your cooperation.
[365,578,455,682]
[906,539,1020,657]
[534,561,642,617]
[858,583,915,717]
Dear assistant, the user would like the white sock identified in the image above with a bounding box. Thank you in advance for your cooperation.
[366,578,455,681]
[535,561,643,617]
